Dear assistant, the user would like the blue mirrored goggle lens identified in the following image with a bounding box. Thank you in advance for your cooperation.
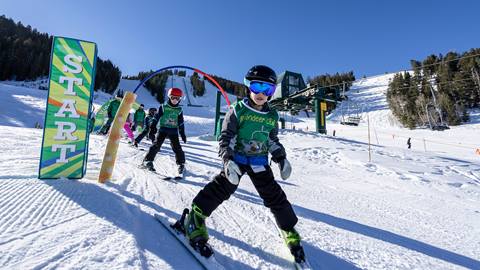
[249,81,276,96]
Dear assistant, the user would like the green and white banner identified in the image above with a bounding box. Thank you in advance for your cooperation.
[39,36,97,179]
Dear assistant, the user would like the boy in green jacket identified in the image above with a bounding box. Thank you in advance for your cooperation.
[180,65,305,263]
[132,104,146,132]
[99,91,122,135]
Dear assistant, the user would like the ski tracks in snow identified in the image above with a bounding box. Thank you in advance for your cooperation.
[285,131,480,197]
[115,139,296,269]
[0,180,86,246]
[1,126,479,269]
[281,131,480,269]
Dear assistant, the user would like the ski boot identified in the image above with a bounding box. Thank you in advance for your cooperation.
[143,161,156,172]
[183,204,213,258]
[281,228,306,263]
[178,164,185,175]
[133,141,138,148]
[170,208,188,234]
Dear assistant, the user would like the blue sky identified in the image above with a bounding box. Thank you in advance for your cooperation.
[1,0,479,82]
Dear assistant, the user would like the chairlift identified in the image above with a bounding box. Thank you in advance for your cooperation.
[425,84,449,131]
[340,100,362,126]
[425,103,449,131]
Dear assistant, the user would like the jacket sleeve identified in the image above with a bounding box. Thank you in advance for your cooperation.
[143,116,150,127]
[151,105,163,127]
[268,122,286,163]
[178,111,186,139]
[218,108,238,162]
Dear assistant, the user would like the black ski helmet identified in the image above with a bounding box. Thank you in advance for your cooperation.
[244,65,277,85]
[148,107,157,115]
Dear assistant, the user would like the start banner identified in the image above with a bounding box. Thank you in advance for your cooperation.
[39,36,97,179]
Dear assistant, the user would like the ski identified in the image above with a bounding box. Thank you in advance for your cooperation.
[153,211,224,270]
[137,164,158,173]
[269,214,313,270]
[163,171,184,181]
[162,175,183,181]
[277,234,313,269]
[138,164,181,182]
[289,246,313,270]
[130,144,146,151]
[160,164,185,180]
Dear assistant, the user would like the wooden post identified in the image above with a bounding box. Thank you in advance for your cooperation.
[98,91,137,183]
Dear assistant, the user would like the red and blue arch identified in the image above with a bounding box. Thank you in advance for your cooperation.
[132,65,231,106]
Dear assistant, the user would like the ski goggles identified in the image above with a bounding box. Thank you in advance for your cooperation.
[247,80,276,97]
[169,96,181,101]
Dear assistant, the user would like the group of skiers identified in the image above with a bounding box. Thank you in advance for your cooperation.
[99,87,187,174]
[98,65,306,264]
[99,93,153,142]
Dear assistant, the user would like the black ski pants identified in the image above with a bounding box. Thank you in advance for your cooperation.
[144,130,185,165]
[99,117,113,135]
[193,165,298,231]
[134,125,150,144]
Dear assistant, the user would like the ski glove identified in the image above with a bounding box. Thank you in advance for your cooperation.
[224,160,241,185]
[278,159,292,180]
[181,134,187,143]
[271,149,287,163]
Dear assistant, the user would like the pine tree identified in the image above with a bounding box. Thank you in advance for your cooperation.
[0,16,120,91]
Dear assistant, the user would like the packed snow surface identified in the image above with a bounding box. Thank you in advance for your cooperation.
[0,74,479,269]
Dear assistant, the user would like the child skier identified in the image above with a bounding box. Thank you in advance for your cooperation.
[133,107,157,147]
[181,65,305,262]
[99,91,123,135]
[132,104,146,132]
[124,112,135,143]
[142,88,187,174]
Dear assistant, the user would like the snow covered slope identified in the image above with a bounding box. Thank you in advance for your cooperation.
[0,82,47,127]
[117,79,159,109]
[0,78,479,270]
[327,73,400,128]
[291,73,480,162]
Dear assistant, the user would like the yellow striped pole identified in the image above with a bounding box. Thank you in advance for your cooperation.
[98,91,136,183]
